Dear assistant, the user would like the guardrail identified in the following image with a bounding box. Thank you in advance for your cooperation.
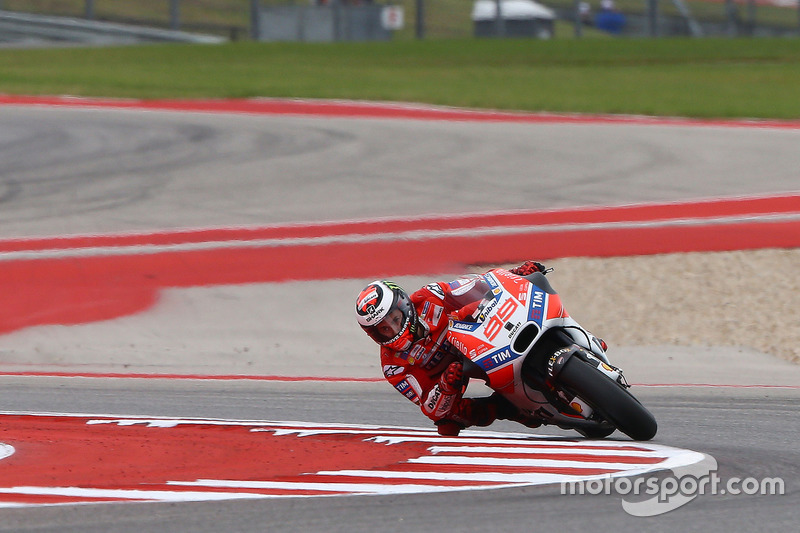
[0,10,225,45]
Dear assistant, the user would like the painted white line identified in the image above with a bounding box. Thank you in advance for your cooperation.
[0,212,797,261]
[313,469,677,485]
[427,445,665,457]
[0,486,275,502]
[408,455,649,470]
[314,469,591,483]
[0,444,14,461]
[168,479,465,494]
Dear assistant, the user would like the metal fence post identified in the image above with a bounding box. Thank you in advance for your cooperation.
[725,0,738,36]
[416,0,425,39]
[250,0,260,40]
[746,0,756,36]
[573,0,583,38]
[494,0,506,37]
[85,0,95,20]
[169,0,180,30]
[647,0,659,37]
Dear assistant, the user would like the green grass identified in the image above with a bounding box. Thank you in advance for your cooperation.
[2,38,800,119]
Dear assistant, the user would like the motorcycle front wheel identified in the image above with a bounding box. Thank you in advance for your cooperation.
[557,356,658,441]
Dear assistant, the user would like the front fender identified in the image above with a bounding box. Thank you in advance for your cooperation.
[547,344,585,378]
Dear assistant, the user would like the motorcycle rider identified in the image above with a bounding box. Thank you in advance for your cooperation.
[355,261,549,436]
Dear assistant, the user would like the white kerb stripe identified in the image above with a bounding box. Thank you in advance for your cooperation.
[0,212,796,262]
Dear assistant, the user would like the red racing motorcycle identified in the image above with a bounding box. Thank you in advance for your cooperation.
[448,268,657,441]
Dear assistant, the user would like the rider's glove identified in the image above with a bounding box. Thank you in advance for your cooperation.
[510,260,547,276]
[438,361,464,395]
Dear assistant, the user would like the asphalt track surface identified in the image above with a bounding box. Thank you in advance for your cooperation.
[1,100,799,531]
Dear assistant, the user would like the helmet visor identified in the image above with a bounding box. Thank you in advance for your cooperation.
[363,308,408,345]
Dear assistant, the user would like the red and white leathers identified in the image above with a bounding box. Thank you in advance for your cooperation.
[380,275,498,433]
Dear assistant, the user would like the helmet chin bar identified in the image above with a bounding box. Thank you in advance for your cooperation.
[381,319,410,346]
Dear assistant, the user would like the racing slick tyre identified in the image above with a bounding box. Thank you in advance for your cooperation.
[557,356,657,441]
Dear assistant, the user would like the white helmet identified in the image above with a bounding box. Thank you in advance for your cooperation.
[355,280,419,351]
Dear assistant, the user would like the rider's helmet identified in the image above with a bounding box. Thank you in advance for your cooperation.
[355,280,419,352]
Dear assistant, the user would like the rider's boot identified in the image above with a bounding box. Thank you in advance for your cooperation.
[436,394,546,435]
[435,395,502,436]
[435,419,464,436]
[488,393,544,429]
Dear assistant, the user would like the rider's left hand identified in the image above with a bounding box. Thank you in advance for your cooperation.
[439,362,464,394]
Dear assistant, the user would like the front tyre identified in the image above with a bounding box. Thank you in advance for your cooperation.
[557,357,657,441]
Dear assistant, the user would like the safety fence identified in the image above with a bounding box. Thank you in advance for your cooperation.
[0,0,798,40]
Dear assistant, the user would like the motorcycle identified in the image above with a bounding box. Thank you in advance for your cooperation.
[447,268,657,441]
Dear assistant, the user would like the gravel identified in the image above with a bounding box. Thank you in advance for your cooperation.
[512,248,800,365]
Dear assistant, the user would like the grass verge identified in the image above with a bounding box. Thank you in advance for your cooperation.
[1,37,799,118]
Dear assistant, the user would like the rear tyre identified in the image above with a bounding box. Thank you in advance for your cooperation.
[576,425,616,439]
[557,356,657,441]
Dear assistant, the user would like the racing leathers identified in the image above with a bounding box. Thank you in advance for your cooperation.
[379,274,516,436]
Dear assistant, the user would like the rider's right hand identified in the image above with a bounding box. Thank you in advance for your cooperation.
[509,260,547,276]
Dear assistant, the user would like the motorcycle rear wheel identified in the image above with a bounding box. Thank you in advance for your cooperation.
[557,357,657,441]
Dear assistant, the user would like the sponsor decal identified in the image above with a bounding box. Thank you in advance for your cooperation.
[383,365,404,378]
[422,348,445,371]
[421,302,443,325]
[431,304,443,325]
[528,290,545,323]
[478,298,499,322]
[397,348,415,364]
[394,379,419,403]
[548,347,573,376]
[448,335,470,358]
[449,277,479,297]
[450,320,481,332]
[364,306,387,324]
[506,322,521,338]
[357,285,389,324]
[382,281,404,292]
[405,375,423,398]
[477,347,520,372]
[425,387,442,412]
[435,392,455,417]
[407,344,425,365]
[425,283,446,299]
[494,269,517,281]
